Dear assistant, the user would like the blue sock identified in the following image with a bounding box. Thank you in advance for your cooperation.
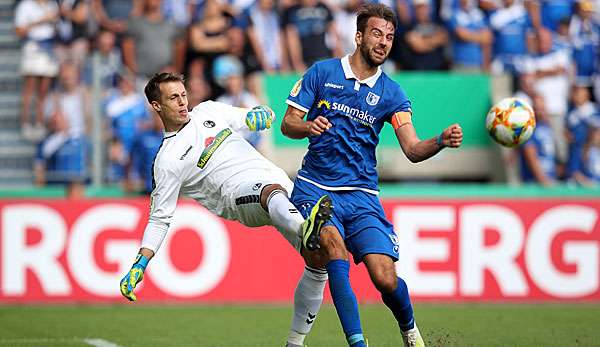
[381,276,415,332]
[326,260,365,346]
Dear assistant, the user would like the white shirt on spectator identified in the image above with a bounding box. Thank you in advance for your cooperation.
[520,49,572,117]
[15,0,58,41]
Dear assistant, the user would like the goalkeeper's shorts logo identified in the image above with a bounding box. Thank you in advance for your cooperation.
[198,128,232,169]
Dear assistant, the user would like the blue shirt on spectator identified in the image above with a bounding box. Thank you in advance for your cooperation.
[37,135,90,185]
[583,147,600,182]
[104,92,150,154]
[449,6,488,67]
[520,121,556,182]
[566,102,600,177]
[540,0,575,31]
[132,128,164,194]
[569,16,600,85]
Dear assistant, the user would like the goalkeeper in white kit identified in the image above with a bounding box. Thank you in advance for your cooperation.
[119,72,332,347]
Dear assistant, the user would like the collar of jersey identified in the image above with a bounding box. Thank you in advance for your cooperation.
[341,54,382,88]
[163,119,191,139]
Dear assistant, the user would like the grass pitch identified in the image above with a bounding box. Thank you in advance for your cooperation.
[0,303,598,346]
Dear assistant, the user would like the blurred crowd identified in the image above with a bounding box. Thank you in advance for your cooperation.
[12,0,600,196]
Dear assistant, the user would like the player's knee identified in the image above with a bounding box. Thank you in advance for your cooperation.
[320,227,348,261]
[372,272,398,294]
[302,248,327,268]
[260,184,288,210]
[365,257,398,293]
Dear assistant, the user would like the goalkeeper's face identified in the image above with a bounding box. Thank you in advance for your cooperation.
[357,17,395,67]
[154,81,190,131]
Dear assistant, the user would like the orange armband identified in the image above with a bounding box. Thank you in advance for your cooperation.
[390,112,412,130]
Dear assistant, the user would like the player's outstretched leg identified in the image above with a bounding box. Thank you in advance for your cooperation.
[301,195,333,251]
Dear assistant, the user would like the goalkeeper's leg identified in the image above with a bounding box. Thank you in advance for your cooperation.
[262,184,305,250]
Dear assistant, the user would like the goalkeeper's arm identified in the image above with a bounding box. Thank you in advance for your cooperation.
[119,220,166,302]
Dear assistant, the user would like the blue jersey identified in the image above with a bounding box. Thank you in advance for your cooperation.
[132,129,164,194]
[570,17,600,84]
[540,0,575,31]
[520,122,556,182]
[286,56,411,193]
[489,4,531,56]
[583,147,600,182]
[565,103,600,177]
[450,7,488,67]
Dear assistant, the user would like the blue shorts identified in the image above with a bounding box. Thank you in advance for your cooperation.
[291,178,399,264]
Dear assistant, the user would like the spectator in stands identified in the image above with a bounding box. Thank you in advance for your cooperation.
[15,0,60,142]
[282,0,341,72]
[83,29,122,90]
[34,110,90,198]
[92,0,141,38]
[522,29,573,163]
[526,0,576,32]
[56,0,91,65]
[162,0,194,28]
[448,0,493,72]
[240,0,290,73]
[403,0,449,70]
[35,63,91,198]
[214,55,265,149]
[573,123,600,185]
[565,84,600,179]
[187,0,234,93]
[489,0,533,76]
[131,112,164,194]
[520,94,557,186]
[331,0,362,56]
[122,0,185,79]
[569,0,599,87]
[103,70,150,183]
[44,63,89,140]
[186,76,212,109]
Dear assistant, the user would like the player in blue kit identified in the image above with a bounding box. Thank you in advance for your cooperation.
[281,4,463,347]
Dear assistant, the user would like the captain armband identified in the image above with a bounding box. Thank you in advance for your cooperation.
[390,112,412,130]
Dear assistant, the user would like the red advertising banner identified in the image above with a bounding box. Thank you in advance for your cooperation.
[0,198,599,303]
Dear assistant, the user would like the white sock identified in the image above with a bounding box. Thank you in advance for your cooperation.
[287,266,328,346]
[267,190,304,251]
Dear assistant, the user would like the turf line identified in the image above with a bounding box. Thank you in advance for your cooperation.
[82,338,121,347]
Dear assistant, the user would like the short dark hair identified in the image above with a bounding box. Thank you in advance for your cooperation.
[356,3,397,34]
[144,72,185,103]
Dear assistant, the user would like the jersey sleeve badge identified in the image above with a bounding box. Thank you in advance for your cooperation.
[290,78,303,97]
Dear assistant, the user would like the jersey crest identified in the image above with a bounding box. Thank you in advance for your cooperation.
[366,92,380,106]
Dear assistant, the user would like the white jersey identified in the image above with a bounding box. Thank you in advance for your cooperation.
[140,101,292,252]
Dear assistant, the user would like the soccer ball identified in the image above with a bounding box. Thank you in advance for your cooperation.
[485,97,536,147]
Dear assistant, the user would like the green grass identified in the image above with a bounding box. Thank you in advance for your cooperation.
[0,303,599,346]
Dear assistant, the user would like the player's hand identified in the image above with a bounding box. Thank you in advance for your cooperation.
[119,254,149,302]
[246,105,274,131]
[439,123,463,148]
[308,116,332,136]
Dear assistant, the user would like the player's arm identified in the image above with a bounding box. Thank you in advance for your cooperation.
[209,101,276,132]
[392,111,462,163]
[281,105,331,139]
[120,162,182,302]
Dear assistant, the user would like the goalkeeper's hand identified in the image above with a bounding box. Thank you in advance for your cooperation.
[246,105,274,131]
[119,254,149,302]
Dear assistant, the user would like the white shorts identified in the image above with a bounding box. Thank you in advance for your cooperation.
[21,41,59,77]
[222,166,293,228]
